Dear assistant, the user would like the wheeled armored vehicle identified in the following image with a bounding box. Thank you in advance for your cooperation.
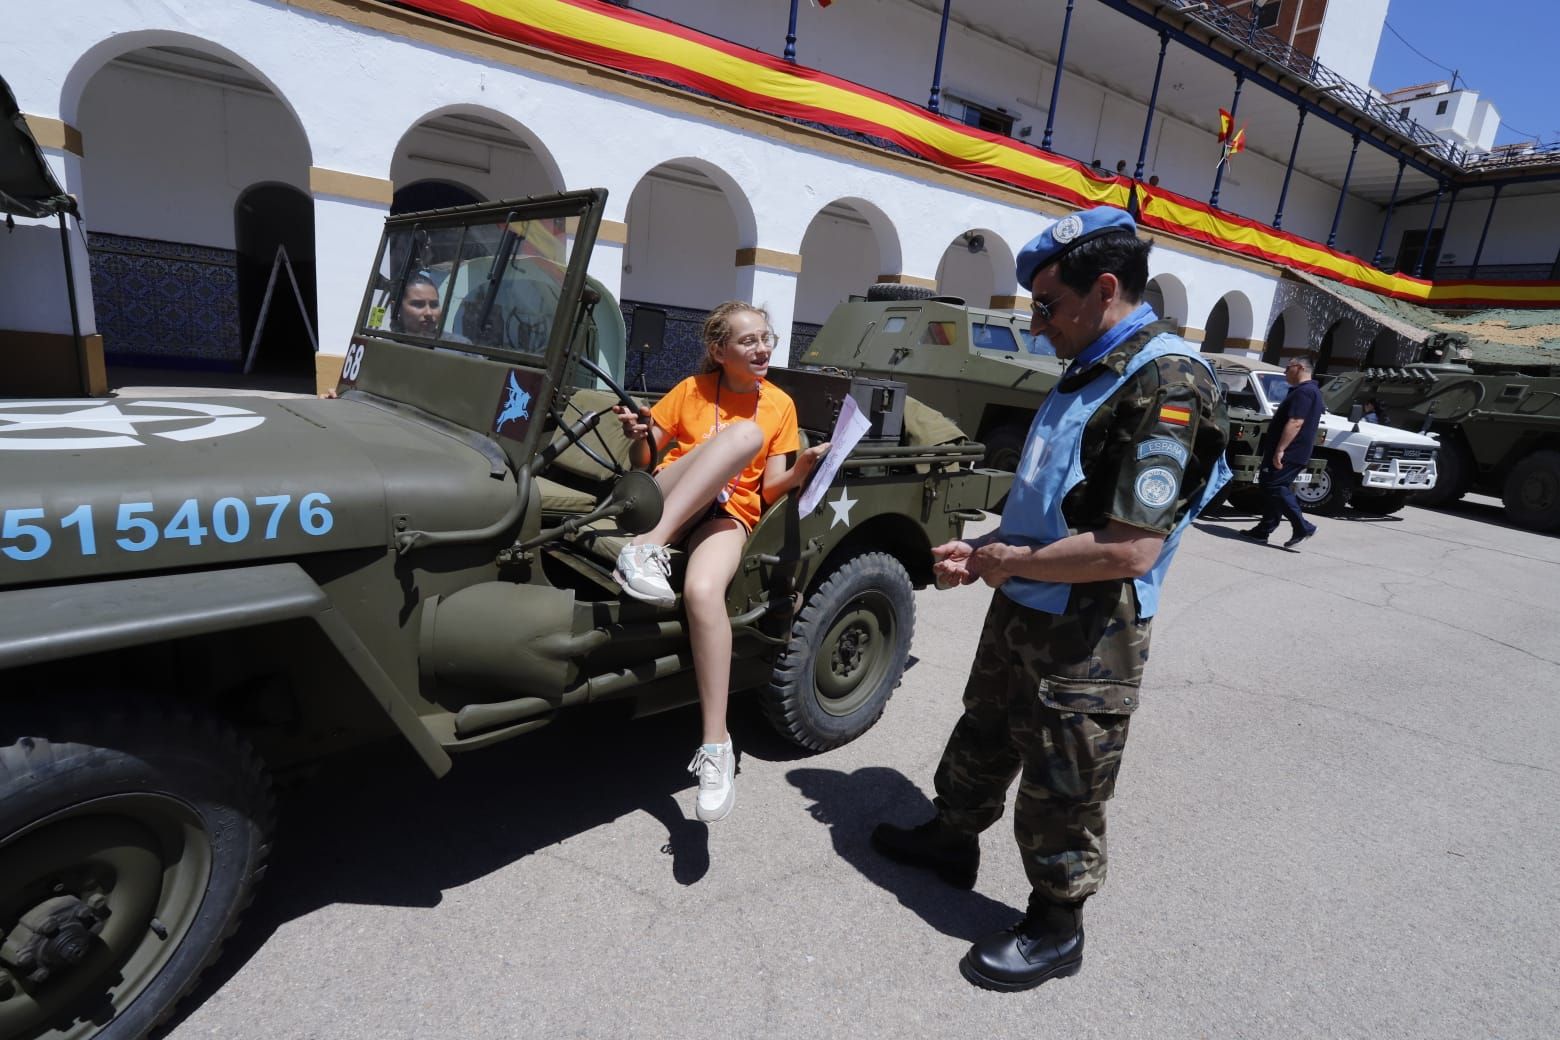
[1324,364,1560,531]
[0,189,1008,1040]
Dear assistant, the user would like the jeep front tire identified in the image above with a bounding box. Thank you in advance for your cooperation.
[0,703,273,1040]
[763,552,914,751]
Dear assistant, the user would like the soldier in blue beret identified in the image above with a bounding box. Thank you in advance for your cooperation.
[872,206,1232,991]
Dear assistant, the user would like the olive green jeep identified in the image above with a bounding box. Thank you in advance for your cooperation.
[0,190,1008,1040]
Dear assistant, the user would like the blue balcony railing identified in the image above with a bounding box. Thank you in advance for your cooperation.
[1163,0,1554,172]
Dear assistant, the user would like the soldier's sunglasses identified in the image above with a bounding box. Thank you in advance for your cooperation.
[1030,294,1064,321]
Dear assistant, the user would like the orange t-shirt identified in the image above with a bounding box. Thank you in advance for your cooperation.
[650,371,800,532]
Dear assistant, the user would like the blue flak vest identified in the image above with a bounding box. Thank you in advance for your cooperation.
[997,332,1232,619]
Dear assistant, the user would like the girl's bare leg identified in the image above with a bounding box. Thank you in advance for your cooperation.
[635,420,762,546]
[680,518,747,744]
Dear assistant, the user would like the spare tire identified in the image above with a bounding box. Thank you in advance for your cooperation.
[865,283,936,302]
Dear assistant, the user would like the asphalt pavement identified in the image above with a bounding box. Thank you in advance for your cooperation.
[163,495,1560,1040]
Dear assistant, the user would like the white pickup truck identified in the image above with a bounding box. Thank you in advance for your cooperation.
[1212,355,1440,515]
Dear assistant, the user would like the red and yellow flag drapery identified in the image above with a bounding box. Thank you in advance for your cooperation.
[401,0,1560,308]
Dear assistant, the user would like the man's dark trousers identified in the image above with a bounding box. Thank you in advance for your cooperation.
[1254,460,1308,534]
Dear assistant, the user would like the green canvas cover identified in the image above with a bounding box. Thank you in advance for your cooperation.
[1,75,75,219]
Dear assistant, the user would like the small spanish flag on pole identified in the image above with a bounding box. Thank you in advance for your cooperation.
[1217,108,1234,144]
[1215,109,1248,171]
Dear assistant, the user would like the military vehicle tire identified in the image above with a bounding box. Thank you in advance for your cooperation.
[763,552,915,751]
[865,283,936,302]
[1350,491,1409,515]
[1501,449,1560,532]
[1293,456,1353,515]
[0,704,273,1040]
[980,424,1028,474]
[1414,437,1471,508]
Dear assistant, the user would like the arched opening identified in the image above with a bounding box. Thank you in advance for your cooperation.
[1143,273,1188,331]
[1263,304,1310,365]
[1143,282,1166,320]
[390,109,562,206]
[1364,327,1398,368]
[935,229,1009,306]
[1316,319,1354,374]
[794,199,896,352]
[622,160,752,387]
[76,43,311,384]
[1203,298,1230,354]
[234,183,316,377]
[391,179,483,215]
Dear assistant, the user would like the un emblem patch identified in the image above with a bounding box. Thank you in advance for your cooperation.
[1135,467,1177,509]
[1052,215,1084,244]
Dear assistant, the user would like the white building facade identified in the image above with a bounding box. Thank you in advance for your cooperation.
[3,0,1556,395]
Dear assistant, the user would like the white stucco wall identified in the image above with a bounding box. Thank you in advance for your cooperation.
[77,62,310,247]
[1314,0,1389,87]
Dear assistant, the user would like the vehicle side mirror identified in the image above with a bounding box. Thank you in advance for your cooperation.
[1348,403,1363,423]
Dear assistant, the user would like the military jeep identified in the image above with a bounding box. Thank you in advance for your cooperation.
[0,189,1008,1040]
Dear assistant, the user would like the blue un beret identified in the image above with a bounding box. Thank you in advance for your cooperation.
[1015,206,1138,290]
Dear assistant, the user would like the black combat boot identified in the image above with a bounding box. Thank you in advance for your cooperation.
[959,900,1084,992]
[869,817,979,889]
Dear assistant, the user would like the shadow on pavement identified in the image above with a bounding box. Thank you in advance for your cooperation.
[786,766,1019,943]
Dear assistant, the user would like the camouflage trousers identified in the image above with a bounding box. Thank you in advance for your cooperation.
[933,583,1151,905]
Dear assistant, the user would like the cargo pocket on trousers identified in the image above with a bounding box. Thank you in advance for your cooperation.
[1037,675,1139,716]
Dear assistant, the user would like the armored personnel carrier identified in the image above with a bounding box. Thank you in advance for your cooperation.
[1324,365,1560,531]
[0,189,1008,1040]
[797,286,1322,500]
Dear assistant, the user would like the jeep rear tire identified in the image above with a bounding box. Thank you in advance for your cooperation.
[0,704,273,1040]
[865,283,936,302]
[763,552,914,751]
[1502,449,1560,532]
[1293,456,1353,515]
[980,423,1028,474]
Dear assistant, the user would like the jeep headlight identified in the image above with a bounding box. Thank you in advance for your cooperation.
[1368,444,1386,462]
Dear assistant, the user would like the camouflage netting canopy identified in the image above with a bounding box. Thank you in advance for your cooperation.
[1296,272,1560,374]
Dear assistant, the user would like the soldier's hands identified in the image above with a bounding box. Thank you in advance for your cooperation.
[614,404,653,441]
[967,542,1016,587]
[931,539,976,589]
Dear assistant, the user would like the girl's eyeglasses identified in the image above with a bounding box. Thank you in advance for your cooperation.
[733,332,779,349]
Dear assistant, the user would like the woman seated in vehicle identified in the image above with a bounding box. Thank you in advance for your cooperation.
[611,302,829,822]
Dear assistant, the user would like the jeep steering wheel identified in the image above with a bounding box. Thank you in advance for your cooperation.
[532,356,645,480]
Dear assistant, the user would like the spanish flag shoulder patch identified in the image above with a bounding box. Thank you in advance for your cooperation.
[1158,405,1192,427]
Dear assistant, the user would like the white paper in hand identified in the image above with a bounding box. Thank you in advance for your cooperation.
[799,394,873,518]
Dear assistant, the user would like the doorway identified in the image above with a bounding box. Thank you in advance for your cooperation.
[234,183,317,376]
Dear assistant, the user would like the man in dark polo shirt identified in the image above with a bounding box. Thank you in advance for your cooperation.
[1243,356,1324,548]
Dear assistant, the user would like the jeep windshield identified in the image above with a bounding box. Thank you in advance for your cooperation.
[356,192,603,366]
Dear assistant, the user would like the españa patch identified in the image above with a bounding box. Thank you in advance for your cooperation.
[1158,405,1192,427]
[1136,437,1190,467]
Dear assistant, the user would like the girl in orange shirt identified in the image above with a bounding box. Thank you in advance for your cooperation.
[613,301,829,822]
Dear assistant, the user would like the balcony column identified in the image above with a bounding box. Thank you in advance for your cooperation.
[1272,107,1307,229]
[1326,134,1361,248]
[1413,182,1446,278]
[1134,31,1171,181]
[927,0,954,113]
[784,0,799,61]
[1208,70,1244,209]
[1438,187,1462,251]
[1041,0,1076,151]
[1372,158,1407,267]
[1468,184,1502,277]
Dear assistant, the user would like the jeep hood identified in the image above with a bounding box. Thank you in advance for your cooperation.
[0,395,517,586]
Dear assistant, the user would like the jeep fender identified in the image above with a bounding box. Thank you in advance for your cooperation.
[0,563,452,776]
